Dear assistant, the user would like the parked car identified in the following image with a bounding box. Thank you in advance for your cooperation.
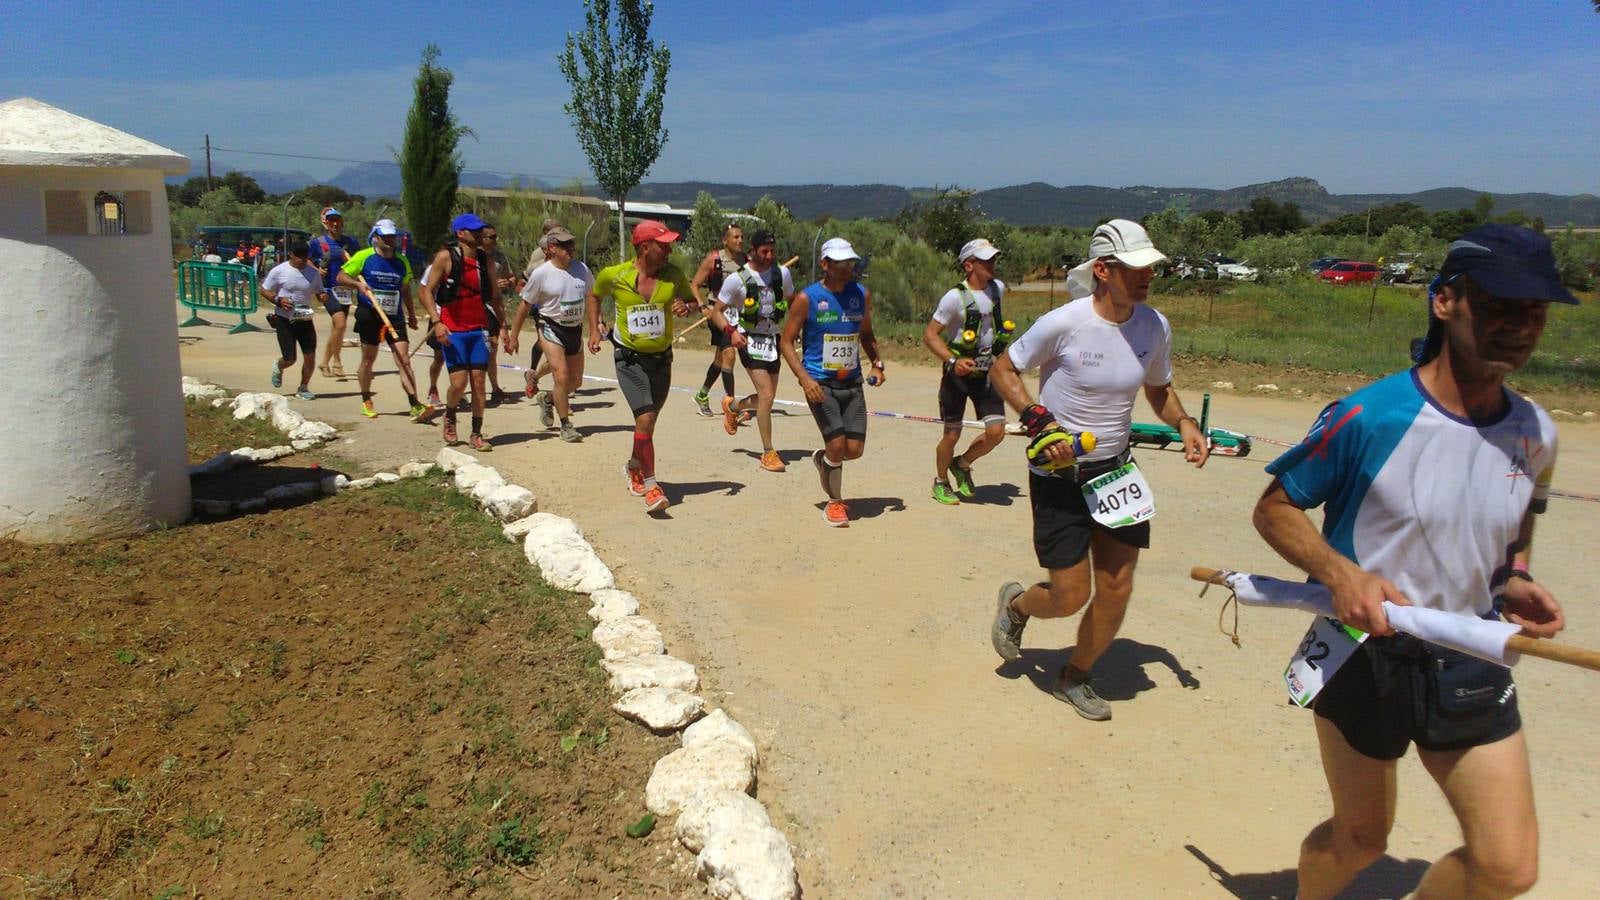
[1383,253,1424,284]
[1204,253,1259,282]
[1307,256,1343,274]
[1318,261,1380,284]
[1169,256,1215,279]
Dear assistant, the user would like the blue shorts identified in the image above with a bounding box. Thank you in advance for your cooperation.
[442,329,491,372]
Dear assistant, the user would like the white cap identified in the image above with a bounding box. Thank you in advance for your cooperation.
[370,218,398,237]
[820,237,860,261]
[1065,218,1167,298]
[958,238,1001,263]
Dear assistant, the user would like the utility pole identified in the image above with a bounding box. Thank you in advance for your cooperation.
[204,134,213,191]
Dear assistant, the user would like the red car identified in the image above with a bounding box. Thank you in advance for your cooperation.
[1318,261,1380,284]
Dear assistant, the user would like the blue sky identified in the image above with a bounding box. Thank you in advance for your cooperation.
[4,0,1597,195]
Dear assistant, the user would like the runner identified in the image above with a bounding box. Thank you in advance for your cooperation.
[506,224,592,442]
[481,223,521,405]
[923,238,1011,504]
[420,213,503,451]
[587,219,697,513]
[777,237,885,527]
[1252,224,1574,900]
[260,241,323,400]
[309,207,359,379]
[522,217,566,401]
[987,219,1208,721]
[690,223,746,418]
[336,219,430,421]
[711,229,794,471]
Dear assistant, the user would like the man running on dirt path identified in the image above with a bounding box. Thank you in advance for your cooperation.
[710,229,795,472]
[261,241,323,401]
[419,213,503,452]
[1253,224,1574,900]
[337,219,431,423]
[779,237,885,528]
[507,224,592,443]
[691,223,746,418]
[988,219,1208,721]
[924,238,1011,505]
[482,223,520,406]
[310,207,359,379]
[588,220,697,513]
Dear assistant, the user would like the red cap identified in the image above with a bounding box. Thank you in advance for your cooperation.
[631,220,680,245]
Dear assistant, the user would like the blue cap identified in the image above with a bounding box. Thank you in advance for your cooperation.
[321,207,342,219]
[1439,224,1579,305]
[450,212,487,233]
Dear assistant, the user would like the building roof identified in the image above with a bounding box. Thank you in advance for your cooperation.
[0,97,188,175]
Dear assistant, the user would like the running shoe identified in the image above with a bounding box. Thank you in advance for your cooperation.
[270,362,283,388]
[537,391,554,428]
[559,421,582,443]
[932,481,961,505]
[991,582,1028,661]
[623,461,646,497]
[811,448,830,494]
[523,370,538,399]
[428,388,442,406]
[721,397,739,436]
[948,459,976,499]
[470,433,492,452]
[331,361,347,378]
[759,449,786,472]
[1051,667,1112,721]
[411,403,440,423]
[821,500,850,528]
[442,421,459,445]
[296,388,316,401]
[361,399,377,419]
[694,389,713,417]
[643,484,669,513]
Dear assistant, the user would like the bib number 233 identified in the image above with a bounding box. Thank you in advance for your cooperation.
[822,334,858,371]
[1078,461,1155,528]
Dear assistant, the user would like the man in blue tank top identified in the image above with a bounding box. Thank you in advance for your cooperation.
[778,238,886,528]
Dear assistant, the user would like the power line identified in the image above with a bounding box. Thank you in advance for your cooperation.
[206,143,584,185]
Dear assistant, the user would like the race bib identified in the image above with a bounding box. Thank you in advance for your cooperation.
[747,332,778,362]
[331,286,355,307]
[1079,460,1156,528]
[372,289,401,315]
[822,333,859,371]
[289,305,315,321]
[557,298,584,327]
[627,303,666,338]
[973,351,995,372]
[1284,616,1368,708]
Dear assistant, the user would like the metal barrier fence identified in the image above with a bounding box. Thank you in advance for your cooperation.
[177,261,261,333]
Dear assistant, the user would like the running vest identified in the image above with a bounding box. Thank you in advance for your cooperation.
[708,248,742,295]
[736,264,787,333]
[946,281,1014,368]
[800,280,866,381]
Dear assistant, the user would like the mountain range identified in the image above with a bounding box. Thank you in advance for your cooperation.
[176,166,1600,227]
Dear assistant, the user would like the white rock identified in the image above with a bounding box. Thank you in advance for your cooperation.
[210,398,226,408]
[345,476,379,490]
[291,439,316,451]
[586,589,640,622]
[617,687,706,737]
[1211,381,1235,390]
[372,472,402,484]
[683,709,758,765]
[288,420,337,442]
[697,825,800,900]
[230,391,286,422]
[643,740,750,815]
[193,498,233,516]
[501,514,544,542]
[521,520,615,592]
[181,379,226,401]
[320,474,344,495]
[398,461,436,478]
[453,462,504,494]
[1254,383,1280,393]
[676,789,773,854]
[270,405,306,433]
[592,616,664,660]
[1551,408,1575,420]
[1583,411,1596,421]
[482,483,536,521]
[603,655,700,693]
[435,447,476,472]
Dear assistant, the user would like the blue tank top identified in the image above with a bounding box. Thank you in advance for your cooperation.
[800,280,866,381]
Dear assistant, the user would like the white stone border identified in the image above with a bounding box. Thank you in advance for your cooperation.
[434,447,801,899]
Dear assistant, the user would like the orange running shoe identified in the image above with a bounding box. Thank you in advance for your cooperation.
[822,500,849,528]
[759,450,786,472]
[623,461,646,497]
[442,421,459,445]
[643,485,669,512]
[721,396,739,435]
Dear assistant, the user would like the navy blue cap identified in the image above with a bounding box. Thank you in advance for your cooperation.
[450,212,487,233]
[1439,224,1579,304]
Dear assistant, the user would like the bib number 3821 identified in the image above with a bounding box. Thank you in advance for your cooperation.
[1284,616,1367,708]
[1078,461,1155,528]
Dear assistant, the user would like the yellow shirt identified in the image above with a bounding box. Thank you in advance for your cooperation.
[594,259,693,354]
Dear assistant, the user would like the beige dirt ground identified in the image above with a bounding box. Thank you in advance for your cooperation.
[176,308,1599,898]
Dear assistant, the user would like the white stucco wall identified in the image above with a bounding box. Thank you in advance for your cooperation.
[0,165,190,541]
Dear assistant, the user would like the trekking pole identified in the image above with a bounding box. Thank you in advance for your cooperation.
[356,279,422,399]
[677,256,801,343]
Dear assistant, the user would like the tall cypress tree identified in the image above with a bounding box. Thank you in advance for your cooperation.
[400,45,472,251]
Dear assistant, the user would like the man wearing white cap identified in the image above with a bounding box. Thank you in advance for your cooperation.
[988,219,1208,720]
[923,238,1011,505]
[336,218,429,422]
[778,237,885,528]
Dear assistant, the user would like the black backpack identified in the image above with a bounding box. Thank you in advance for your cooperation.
[436,241,489,307]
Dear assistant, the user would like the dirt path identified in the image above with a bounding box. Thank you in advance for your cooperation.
[179,317,1600,898]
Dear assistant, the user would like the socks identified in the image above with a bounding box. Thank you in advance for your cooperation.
[471,415,483,435]
[721,368,734,396]
[361,391,373,402]
[821,453,843,500]
[406,391,419,406]
[632,432,656,478]
[701,363,721,393]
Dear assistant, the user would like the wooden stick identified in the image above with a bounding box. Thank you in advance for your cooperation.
[1189,566,1600,673]
[676,256,801,343]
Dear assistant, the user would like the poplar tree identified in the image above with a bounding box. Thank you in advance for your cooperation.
[558,0,671,260]
[400,45,472,251]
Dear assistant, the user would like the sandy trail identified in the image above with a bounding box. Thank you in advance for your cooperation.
[181,317,1599,898]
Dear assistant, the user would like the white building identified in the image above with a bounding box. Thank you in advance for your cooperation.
[0,97,192,541]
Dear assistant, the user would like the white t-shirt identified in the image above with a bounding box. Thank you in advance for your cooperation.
[521,260,594,327]
[1005,297,1173,463]
[716,264,794,336]
[261,261,324,320]
[932,279,1007,365]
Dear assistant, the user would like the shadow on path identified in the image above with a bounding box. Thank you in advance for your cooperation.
[1183,843,1430,900]
[671,480,745,501]
[995,637,1201,700]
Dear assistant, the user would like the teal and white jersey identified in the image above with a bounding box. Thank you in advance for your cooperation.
[1266,369,1558,618]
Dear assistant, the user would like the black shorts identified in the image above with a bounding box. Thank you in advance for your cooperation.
[267,314,316,359]
[938,370,1005,426]
[1314,634,1521,761]
[485,306,502,338]
[709,319,731,349]
[538,318,584,356]
[737,345,782,374]
[353,305,408,346]
[808,379,867,441]
[614,345,672,416]
[1028,463,1150,570]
